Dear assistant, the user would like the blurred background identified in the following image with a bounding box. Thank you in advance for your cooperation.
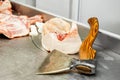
[14,0,120,35]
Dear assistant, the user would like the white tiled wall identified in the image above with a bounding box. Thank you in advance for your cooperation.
[36,0,71,18]
[79,0,120,35]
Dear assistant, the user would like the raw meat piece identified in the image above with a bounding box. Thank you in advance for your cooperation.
[28,15,43,25]
[0,0,43,38]
[0,0,12,14]
[0,13,43,38]
[41,18,82,54]
[0,13,29,38]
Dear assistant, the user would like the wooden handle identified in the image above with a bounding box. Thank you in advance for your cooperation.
[79,17,99,60]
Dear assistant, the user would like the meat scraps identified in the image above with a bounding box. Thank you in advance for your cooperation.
[0,13,43,38]
[0,0,43,38]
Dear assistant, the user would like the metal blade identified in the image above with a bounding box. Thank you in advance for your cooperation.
[30,33,48,53]
[36,50,73,74]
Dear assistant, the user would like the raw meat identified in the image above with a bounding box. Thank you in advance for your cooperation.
[0,0,12,14]
[41,18,82,54]
[0,0,43,38]
[0,13,43,38]
[0,13,29,38]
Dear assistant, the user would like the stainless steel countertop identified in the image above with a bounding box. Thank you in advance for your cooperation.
[0,35,120,80]
[0,0,120,80]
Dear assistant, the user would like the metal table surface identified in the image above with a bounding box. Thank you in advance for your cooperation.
[0,34,120,80]
[0,1,120,80]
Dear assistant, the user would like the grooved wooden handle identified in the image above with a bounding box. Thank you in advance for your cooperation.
[79,17,99,60]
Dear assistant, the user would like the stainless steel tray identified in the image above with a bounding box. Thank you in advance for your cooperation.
[0,0,120,80]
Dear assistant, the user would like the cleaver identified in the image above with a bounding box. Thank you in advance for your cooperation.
[36,17,99,75]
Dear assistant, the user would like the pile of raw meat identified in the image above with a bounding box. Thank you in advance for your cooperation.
[0,0,43,38]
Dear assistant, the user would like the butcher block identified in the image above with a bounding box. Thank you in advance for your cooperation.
[0,0,120,80]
